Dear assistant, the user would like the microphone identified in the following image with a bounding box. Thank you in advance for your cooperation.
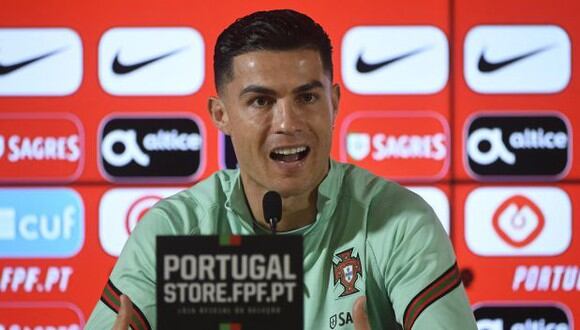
[262,191,282,234]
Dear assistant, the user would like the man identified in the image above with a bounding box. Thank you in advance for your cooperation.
[86,9,477,330]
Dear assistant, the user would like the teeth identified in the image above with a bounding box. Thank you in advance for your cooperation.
[273,146,307,155]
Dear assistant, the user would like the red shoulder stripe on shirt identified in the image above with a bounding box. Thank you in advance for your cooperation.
[99,279,152,330]
[403,262,461,330]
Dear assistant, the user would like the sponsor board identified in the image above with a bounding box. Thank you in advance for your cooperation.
[99,27,204,95]
[99,187,183,256]
[0,113,84,182]
[0,188,84,258]
[0,28,83,96]
[0,301,84,329]
[474,302,572,330]
[512,265,580,292]
[157,235,303,329]
[407,187,450,233]
[0,266,74,293]
[464,25,571,94]
[98,114,205,182]
[465,112,571,180]
[342,26,448,94]
[340,111,449,181]
[465,187,571,256]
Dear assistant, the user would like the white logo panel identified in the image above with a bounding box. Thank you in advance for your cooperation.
[0,208,16,240]
[99,188,182,256]
[464,25,571,94]
[408,186,450,234]
[99,27,204,95]
[0,28,83,96]
[465,187,571,256]
[342,26,448,94]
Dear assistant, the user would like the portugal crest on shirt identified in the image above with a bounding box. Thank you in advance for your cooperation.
[332,248,363,297]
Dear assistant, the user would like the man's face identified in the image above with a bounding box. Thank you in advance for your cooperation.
[214,49,339,198]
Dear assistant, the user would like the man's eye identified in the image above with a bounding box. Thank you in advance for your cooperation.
[299,93,318,104]
[250,97,272,108]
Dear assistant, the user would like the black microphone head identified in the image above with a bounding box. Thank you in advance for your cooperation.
[262,190,282,224]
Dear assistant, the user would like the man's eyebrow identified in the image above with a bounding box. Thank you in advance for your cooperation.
[239,85,277,97]
[238,81,324,97]
[293,81,323,94]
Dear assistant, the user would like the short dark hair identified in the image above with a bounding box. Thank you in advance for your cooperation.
[213,9,333,92]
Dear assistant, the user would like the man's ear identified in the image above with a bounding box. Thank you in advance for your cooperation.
[208,96,230,135]
[331,83,341,122]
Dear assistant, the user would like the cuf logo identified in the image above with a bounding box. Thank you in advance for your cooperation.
[333,248,363,297]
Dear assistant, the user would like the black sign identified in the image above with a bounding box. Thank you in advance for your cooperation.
[466,114,570,179]
[99,116,203,181]
[220,133,238,170]
[157,235,303,330]
[474,304,570,330]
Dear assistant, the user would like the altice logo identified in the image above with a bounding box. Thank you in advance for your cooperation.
[466,114,570,178]
[99,115,205,181]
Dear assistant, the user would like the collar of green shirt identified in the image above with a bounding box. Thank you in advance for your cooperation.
[224,159,344,235]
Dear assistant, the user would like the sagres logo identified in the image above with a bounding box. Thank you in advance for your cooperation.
[0,28,83,96]
[0,188,84,258]
[341,26,448,94]
[98,114,205,181]
[99,27,204,95]
[332,248,362,298]
[329,311,353,329]
[464,25,571,94]
[474,303,571,330]
[465,113,571,179]
[99,188,182,256]
[0,301,85,329]
[465,187,571,256]
[0,113,84,182]
[340,111,449,181]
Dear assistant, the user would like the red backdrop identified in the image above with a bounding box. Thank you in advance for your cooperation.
[1,0,578,328]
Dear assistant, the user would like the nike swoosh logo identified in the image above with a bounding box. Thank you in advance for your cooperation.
[356,46,431,73]
[0,48,65,75]
[478,45,552,73]
[112,47,186,75]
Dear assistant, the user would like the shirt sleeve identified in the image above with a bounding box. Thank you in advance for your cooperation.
[370,187,477,330]
[85,206,177,330]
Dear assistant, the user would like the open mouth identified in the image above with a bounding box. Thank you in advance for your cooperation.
[269,146,310,162]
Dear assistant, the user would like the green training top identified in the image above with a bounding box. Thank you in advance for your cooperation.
[86,160,477,330]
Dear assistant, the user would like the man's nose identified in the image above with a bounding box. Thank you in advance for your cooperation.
[273,100,303,134]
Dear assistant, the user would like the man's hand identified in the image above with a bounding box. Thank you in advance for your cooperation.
[112,294,133,330]
[353,296,371,330]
